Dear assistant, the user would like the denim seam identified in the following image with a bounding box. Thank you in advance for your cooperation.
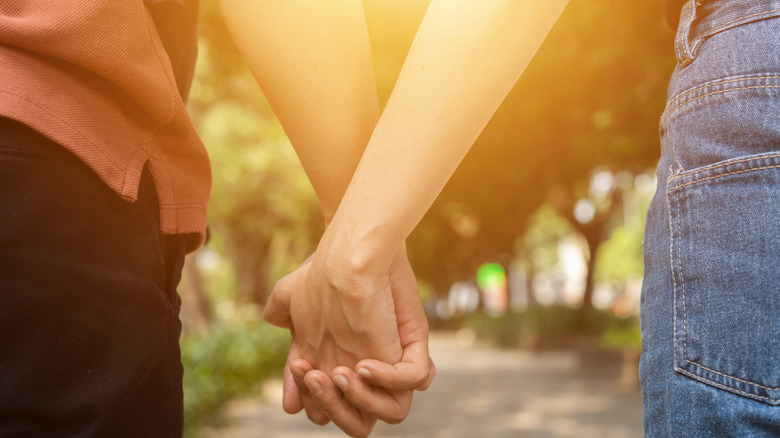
[668,153,780,181]
[662,83,780,125]
[667,181,680,370]
[666,165,682,183]
[676,0,699,65]
[671,164,780,189]
[677,368,778,402]
[663,75,780,120]
[688,9,780,60]
[705,8,780,38]
[675,189,689,369]
[686,361,780,390]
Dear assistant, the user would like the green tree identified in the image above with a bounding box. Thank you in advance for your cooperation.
[187,1,321,308]
[400,0,673,317]
[189,0,674,318]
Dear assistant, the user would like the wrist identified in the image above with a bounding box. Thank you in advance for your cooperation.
[314,219,399,293]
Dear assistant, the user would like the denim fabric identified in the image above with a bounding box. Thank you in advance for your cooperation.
[641,0,780,436]
[0,118,187,437]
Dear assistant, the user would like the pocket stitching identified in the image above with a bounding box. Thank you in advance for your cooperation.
[667,162,780,402]
[676,187,689,373]
[667,182,679,369]
[677,368,779,403]
[672,163,780,189]
[688,361,780,391]
[662,83,780,125]
[664,75,780,122]
[668,152,780,181]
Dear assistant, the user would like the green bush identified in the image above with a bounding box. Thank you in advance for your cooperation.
[181,321,290,434]
[461,306,639,350]
[600,321,642,351]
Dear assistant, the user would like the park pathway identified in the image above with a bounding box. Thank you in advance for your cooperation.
[198,331,643,438]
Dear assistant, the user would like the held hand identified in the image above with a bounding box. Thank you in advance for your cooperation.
[264,250,404,382]
[355,247,435,392]
[279,248,435,437]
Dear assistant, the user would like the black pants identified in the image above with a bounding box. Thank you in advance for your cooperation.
[0,118,187,437]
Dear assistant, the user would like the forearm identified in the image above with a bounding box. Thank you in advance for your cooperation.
[321,0,570,274]
[217,0,379,222]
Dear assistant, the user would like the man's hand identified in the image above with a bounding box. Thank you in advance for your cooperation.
[271,248,435,437]
[263,248,404,383]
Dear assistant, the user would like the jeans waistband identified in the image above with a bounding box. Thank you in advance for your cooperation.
[675,0,780,66]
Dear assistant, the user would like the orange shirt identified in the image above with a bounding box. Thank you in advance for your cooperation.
[0,1,210,251]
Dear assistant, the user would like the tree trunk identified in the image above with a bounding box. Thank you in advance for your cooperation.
[179,253,213,335]
[525,263,539,308]
[550,186,622,324]
[232,240,273,308]
[580,237,599,315]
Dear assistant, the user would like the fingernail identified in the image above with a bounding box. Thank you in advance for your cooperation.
[333,375,348,392]
[305,379,322,396]
[357,367,371,379]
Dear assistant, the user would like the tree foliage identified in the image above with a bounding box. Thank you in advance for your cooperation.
[188,1,322,306]
[188,0,674,310]
[400,0,674,304]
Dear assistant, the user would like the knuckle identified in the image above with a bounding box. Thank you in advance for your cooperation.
[347,425,373,438]
[410,368,429,387]
[312,417,330,426]
[344,390,370,410]
[305,409,330,426]
[262,300,282,322]
[273,271,293,289]
[418,361,437,391]
[314,398,340,420]
[320,406,338,419]
[294,381,309,395]
[384,410,408,425]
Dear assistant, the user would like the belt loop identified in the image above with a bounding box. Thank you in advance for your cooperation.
[674,0,701,67]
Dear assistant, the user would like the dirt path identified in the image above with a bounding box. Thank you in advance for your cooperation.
[198,331,643,438]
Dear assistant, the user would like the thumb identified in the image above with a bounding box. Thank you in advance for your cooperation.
[263,275,293,328]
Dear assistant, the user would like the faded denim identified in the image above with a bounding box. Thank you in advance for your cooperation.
[640,0,780,436]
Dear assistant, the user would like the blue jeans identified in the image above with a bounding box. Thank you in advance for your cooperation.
[640,1,780,436]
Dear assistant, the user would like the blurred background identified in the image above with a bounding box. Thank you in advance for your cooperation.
[179,0,676,436]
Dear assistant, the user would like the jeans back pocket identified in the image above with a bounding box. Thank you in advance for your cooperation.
[667,152,780,405]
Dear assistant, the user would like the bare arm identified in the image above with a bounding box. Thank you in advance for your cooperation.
[221,0,568,435]
[217,0,378,222]
[277,1,569,431]
[319,0,570,277]
[218,0,404,369]
[217,1,432,434]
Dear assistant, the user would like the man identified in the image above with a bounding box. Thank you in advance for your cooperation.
[0,1,430,436]
[0,1,207,436]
